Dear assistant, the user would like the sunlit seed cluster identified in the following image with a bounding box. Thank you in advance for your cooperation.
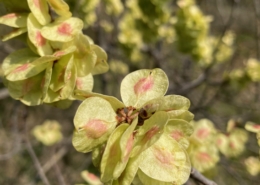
[0,0,109,107]
[72,68,194,184]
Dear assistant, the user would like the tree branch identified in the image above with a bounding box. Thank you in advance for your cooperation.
[24,107,51,185]
[190,168,218,185]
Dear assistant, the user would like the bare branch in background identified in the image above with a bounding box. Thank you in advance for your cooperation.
[24,107,51,185]
[0,88,9,100]
[190,168,218,185]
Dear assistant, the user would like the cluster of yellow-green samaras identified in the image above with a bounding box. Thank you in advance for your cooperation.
[73,68,195,185]
[0,0,108,107]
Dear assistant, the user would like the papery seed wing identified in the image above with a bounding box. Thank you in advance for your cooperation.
[59,55,76,99]
[2,27,27,41]
[91,45,109,75]
[47,0,72,18]
[27,0,51,25]
[73,97,117,153]
[42,63,52,100]
[139,134,190,183]
[143,95,191,112]
[120,118,138,162]
[167,110,194,122]
[2,48,38,76]
[41,17,83,42]
[0,13,28,28]
[245,121,260,133]
[7,71,45,105]
[131,111,168,157]
[81,170,102,185]
[6,55,57,81]
[100,124,128,182]
[27,13,53,56]
[137,169,173,185]
[75,74,94,92]
[166,119,194,149]
[121,68,168,108]
[49,54,71,92]
[74,90,125,111]
[118,155,143,185]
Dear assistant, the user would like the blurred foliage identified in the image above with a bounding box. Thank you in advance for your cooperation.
[0,0,260,184]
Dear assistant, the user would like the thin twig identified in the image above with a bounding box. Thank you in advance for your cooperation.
[24,107,51,185]
[0,102,21,160]
[0,88,9,100]
[42,146,68,173]
[54,162,67,185]
[190,168,218,185]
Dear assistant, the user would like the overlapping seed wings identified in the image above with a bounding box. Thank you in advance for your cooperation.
[0,0,109,106]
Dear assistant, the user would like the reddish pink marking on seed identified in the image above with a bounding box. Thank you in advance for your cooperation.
[198,152,211,162]
[67,72,71,80]
[144,126,160,141]
[13,63,29,73]
[34,0,41,9]
[124,134,134,161]
[85,119,107,139]
[57,23,72,36]
[134,76,154,95]
[3,13,17,18]
[154,147,174,165]
[196,128,210,139]
[54,51,65,57]
[217,138,222,146]
[229,141,236,149]
[171,130,183,141]
[36,31,46,46]
[253,125,260,129]
[76,78,83,89]
[87,173,99,181]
